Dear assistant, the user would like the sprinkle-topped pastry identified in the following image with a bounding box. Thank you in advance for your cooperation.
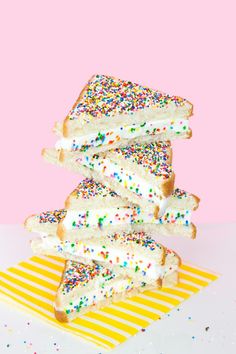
[68,75,187,120]
[114,141,170,163]
[51,74,193,153]
[61,261,114,294]
[71,178,118,200]
[113,141,172,179]
[107,231,162,252]
[76,141,174,212]
[173,188,188,199]
[54,249,180,322]
[55,260,137,320]
[25,178,199,240]
[39,209,66,224]
[55,257,178,322]
[56,117,191,153]
[31,231,165,281]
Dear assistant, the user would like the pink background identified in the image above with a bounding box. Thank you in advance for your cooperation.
[0,0,235,224]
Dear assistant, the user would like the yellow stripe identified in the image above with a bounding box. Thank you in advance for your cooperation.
[179,272,209,287]
[74,317,127,343]
[115,301,160,320]
[18,262,61,282]
[0,255,219,349]
[85,312,138,335]
[101,307,150,327]
[0,279,53,313]
[180,264,218,281]
[177,282,200,293]
[0,289,113,350]
[30,256,64,272]
[144,291,181,306]
[130,296,170,313]
[7,268,57,292]
[0,272,54,301]
[160,287,191,299]
[45,255,65,264]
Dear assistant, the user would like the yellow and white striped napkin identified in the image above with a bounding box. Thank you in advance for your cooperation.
[0,255,218,350]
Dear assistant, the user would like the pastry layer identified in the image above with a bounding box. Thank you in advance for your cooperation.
[24,178,199,240]
[41,148,199,216]
[66,178,128,209]
[63,207,191,231]
[31,232,165,282]
[66,179,199,211]
[75,142,174,211]
[55,261,143,319]
[61,74,193,137]
[42,147,169,212]
[26,215,197,240]
[54,253,180,322]
[56,118,190,153]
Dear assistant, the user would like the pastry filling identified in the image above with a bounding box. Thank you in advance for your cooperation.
[63,207,191,230]
[39,233,164,280]
[56,118,189,152]
[76,154,166,204]
[56,256,178,315]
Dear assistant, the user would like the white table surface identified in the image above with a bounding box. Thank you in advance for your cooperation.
[0,223,235,354]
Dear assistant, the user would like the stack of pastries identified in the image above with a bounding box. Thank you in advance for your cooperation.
[25,75,199,322]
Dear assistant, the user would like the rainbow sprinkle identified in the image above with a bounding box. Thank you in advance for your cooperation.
[39,210,66,224]
[71,178,118,200]
[68,75,188,120]
[113,142,172,179]
[62,261,114,294]
[60,261,136,315]
[106,231,162,252]
[173,188,188,199]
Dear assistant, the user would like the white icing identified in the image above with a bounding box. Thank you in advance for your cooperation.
[38,235,163,281]
[55,118,189,151]
[55,277,140,313]
[77,154,164,204]
[63,207,191,230]
[55,261,179,313]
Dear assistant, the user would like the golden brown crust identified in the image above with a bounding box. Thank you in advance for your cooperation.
[161,246,166,266]
[161,173,175,198]
[63,75,96,137]
[57,223,66,240]
[54,309,69,323]
[178,254,182,267]
[63,117,71,137]
[192,194,200,210]
[64,196,71,209]
[187,129,192,139]
[154,206,160,219]
[24,214,36,231]
[41,148,47,157]
[191,223,197,239]
[168,145,173,164]
[53,261,69,323]
[172,250,182,267]
[59,149,66,163]
[188,101,194,116]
